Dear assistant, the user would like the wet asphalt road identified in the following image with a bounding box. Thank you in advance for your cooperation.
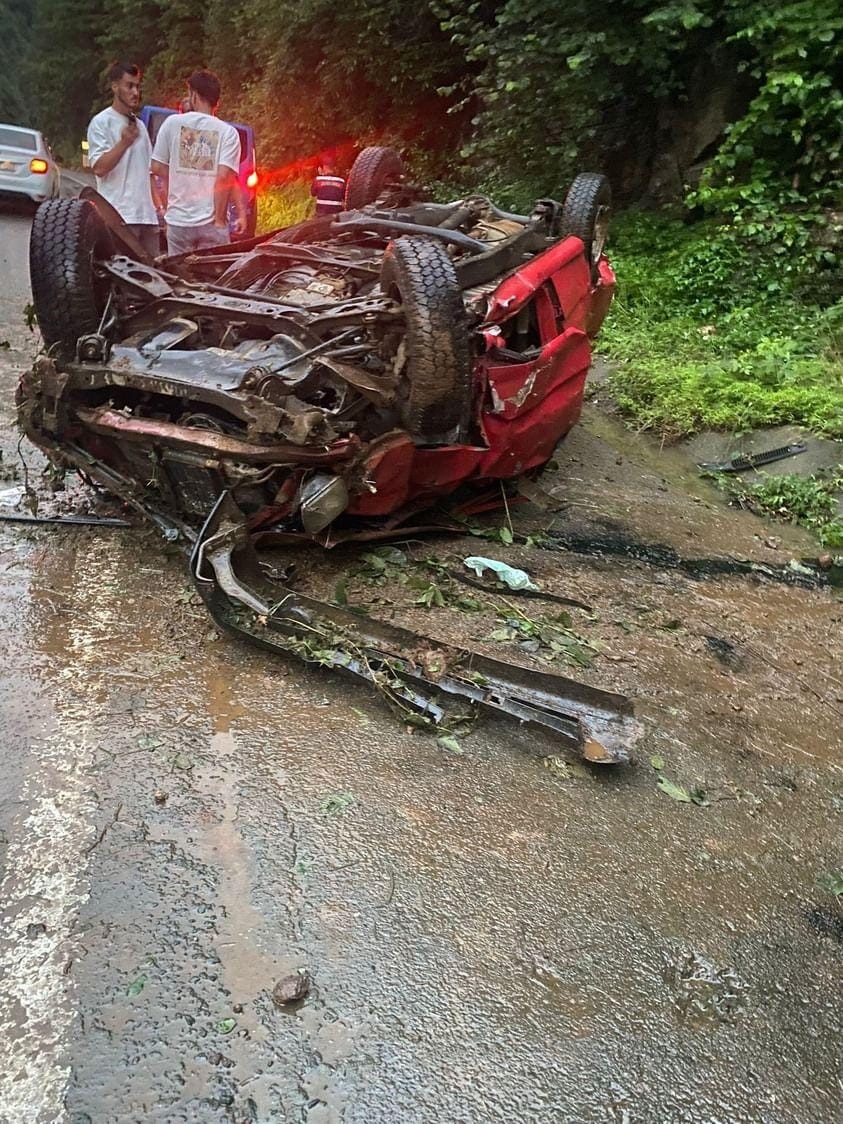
[1,207,842,1124]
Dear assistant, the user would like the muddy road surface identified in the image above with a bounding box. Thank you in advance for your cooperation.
[1,209,841,1123]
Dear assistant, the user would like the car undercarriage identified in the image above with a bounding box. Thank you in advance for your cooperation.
[18,147,640,763]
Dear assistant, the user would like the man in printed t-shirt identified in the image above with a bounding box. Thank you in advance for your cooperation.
[87,61,159,257]
[151,69,246,256]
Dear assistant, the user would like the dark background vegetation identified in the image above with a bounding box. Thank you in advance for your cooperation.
[1,0,841,533]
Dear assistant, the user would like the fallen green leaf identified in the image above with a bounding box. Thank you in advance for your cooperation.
[543,756,591,780]
[650,754,666,771]
[657,775,692,803]
[436,734,463,754]
[126,973,146,997]
[488,627,516,642]
[817,870,843,897]
[459,670,490,687]
[216,1018,237,1034]
[499,526,514,544]
[319,793,355,816]
[172,752,193,770]
[415,583,446,608]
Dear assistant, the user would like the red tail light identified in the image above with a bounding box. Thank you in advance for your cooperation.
[246,171,258,189]
[30,158,49,174]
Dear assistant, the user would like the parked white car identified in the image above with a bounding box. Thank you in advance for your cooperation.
[0,124,61,205]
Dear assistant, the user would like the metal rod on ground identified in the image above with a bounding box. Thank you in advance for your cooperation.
[0,512,132,527]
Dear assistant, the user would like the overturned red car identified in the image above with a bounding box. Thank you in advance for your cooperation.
[20,146,614,541]
[18,150,639,764]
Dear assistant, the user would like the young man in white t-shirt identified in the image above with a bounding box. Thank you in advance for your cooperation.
[87,61,159,257]
[151,69,246,257]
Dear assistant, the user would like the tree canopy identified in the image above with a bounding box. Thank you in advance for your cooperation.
[3,0,840,231]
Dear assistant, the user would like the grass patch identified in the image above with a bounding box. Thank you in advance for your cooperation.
[600,212,843,439]
[256,179,314,234]
[718,470,843,548]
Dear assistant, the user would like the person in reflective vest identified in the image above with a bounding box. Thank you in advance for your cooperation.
[311,156,345,216]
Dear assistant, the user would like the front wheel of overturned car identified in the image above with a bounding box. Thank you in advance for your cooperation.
[562,173,611,282]
[380,236,473,444]
[29,198,113,357]
[344,146,405,210]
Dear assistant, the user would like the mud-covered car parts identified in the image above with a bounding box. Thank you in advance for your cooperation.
[22,168,615,535]
[192,494,641,765]
[20,146,640,763]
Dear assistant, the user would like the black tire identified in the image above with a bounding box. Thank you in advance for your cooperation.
[345,146,404,210]
[380,236,473,442]
[561,173,611,280]
[29,198,112,355]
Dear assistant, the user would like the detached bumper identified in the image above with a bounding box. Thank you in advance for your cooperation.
[191,493,642,765]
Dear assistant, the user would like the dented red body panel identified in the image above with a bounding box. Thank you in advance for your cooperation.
[349,240,614,516]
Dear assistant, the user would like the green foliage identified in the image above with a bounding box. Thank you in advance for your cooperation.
[30,0,103,160]
[432,0,708,193]
[602,211,843,439]
[721,471,843,548]
[256,180,314,234]
[691,3,842,209]
[0,1,35,124]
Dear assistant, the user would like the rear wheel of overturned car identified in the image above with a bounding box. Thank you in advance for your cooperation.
[29,198,113,356]
[380,236,473,443]
[562,173,611,281]
[344,146,405,210]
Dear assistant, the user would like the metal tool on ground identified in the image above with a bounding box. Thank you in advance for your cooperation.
[697,442,808,474]
[0,512,131,527]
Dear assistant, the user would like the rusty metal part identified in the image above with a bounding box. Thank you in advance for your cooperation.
[334,213,486,252]
[74,407,358,465]
[0,512,131,527]
[444,566,593,610]
[18,433,195,542]
[191,493,641,764]
[101,257,174,298]
[79,187,155,265]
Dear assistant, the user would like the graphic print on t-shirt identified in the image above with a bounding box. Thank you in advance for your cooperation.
[177,126,220,172]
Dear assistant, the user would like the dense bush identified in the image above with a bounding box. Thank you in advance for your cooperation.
[601,212,843,438]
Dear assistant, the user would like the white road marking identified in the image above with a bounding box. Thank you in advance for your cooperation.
[0,730,98,1124]
[0,538,121,1123]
